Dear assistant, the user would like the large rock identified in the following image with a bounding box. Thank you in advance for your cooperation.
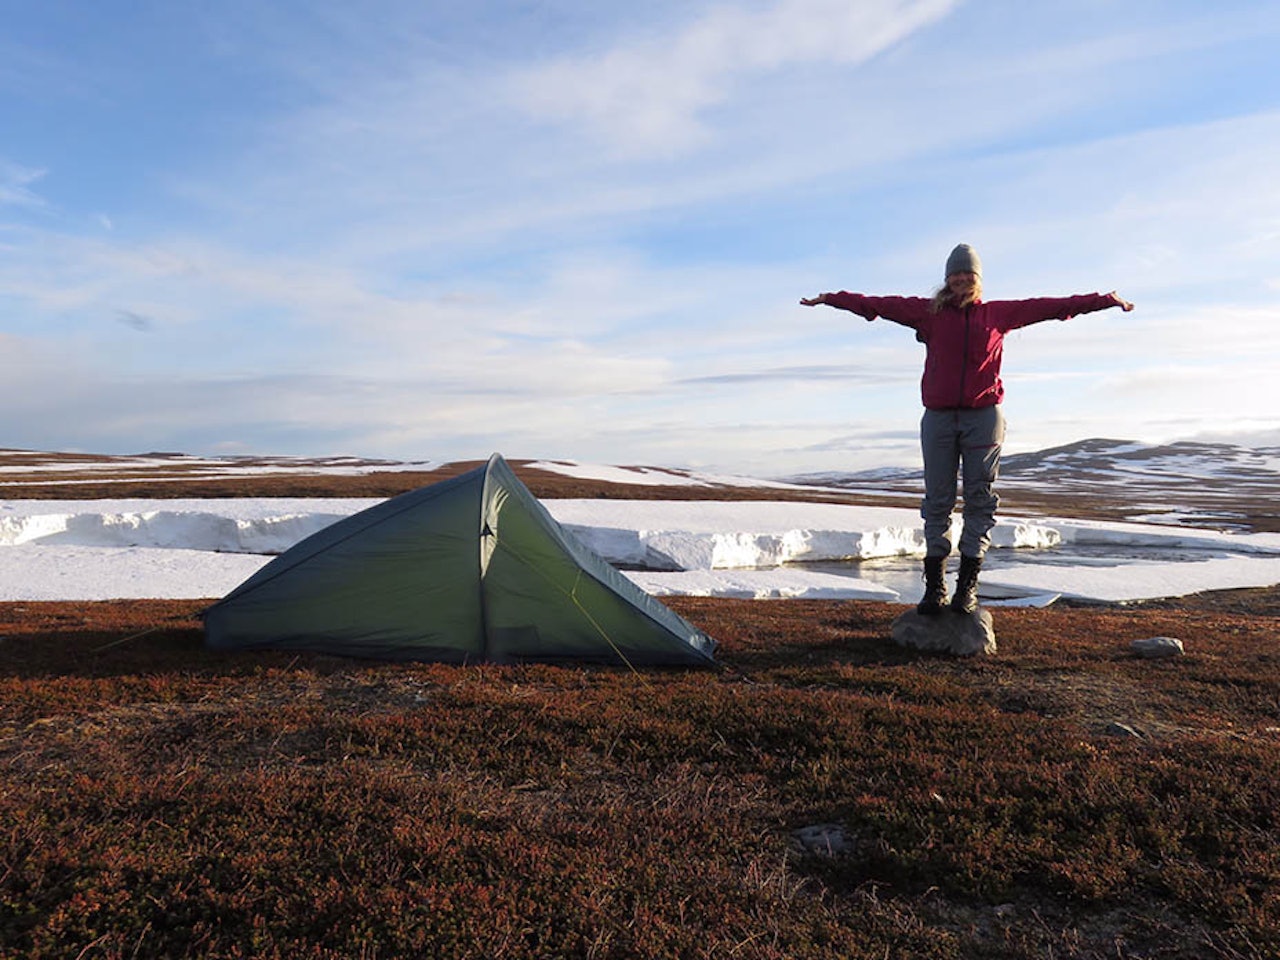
[891,607,996,656]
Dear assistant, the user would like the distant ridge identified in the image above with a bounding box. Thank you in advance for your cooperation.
[792,437,1280,483]
[1001,438,1280,488]
[788,438,1280,534]
[3,440,1278,532]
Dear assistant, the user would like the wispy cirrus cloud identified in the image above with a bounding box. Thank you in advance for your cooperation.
[679,364,913,387]
[0,160,46,208]
[512,0,958,155]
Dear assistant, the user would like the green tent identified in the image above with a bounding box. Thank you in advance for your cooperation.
[203,454,716,666]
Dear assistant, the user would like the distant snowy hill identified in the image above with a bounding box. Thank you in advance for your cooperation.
[790,439,1280,534]
[799,438,1280,487]
[3,439,1277,534]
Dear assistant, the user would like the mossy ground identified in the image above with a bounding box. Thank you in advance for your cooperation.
[2,592,1277,959]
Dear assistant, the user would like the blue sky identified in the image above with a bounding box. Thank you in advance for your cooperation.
[3,0,1279,475]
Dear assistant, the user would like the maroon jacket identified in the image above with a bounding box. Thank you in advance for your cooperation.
[823,292,1118,410]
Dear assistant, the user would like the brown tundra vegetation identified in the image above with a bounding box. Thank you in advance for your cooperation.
[1,458,1278,958]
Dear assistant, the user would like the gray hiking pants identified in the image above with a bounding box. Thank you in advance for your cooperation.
[920,405,1005,559]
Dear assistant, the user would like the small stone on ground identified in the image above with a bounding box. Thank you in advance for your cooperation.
[790,823,850,857]
[1130,636,1185,658]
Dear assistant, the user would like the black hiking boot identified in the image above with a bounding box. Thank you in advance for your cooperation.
[950,555,982,614]
[916,556,948,615]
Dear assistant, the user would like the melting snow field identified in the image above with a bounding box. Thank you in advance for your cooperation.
[3,495,1280,605]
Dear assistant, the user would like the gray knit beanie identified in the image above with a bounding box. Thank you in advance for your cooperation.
[945,243,982,278]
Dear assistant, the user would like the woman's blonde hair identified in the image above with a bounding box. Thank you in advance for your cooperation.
[931,276,983,313]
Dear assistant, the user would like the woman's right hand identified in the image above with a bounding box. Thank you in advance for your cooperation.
[799,294,828,306]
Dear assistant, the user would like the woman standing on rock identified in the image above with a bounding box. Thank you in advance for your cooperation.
[801,244,1133,615]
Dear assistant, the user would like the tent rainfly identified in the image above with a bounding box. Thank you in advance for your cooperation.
[203,454,717,666]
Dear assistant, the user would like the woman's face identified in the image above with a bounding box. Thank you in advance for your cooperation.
[947,271,978,297]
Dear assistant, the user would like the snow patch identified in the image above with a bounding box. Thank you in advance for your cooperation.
[625,568,900,601]
[1,496,1278,603]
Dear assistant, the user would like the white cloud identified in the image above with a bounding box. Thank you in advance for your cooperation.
[0,160,46,208]
[942,110,1280,298]
[5,3,1280,472]
[513,0,958,154]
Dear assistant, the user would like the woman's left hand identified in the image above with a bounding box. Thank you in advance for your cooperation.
[1108,291,1134,312]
